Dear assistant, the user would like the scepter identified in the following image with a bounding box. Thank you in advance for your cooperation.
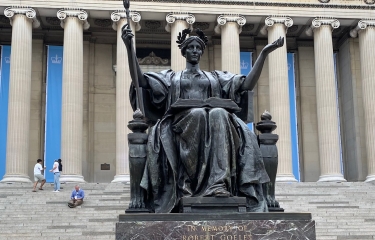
[123,0,144,114]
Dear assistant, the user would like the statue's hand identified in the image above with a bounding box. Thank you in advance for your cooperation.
[121,24,134,48]
[263,36,284,55]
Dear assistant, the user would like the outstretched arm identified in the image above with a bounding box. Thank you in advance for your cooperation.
[241,37,284,91]
[121,24,149,88]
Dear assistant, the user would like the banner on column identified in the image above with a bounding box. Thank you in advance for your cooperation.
[0,46,11,180]
[44,46,63,182]
[287,53,300,181]
[240,51,253,131]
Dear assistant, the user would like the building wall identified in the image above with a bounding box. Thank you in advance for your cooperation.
[338,38,367,181]
[91,43,117,183]
[27,39,44,178]
[298,46,320,182]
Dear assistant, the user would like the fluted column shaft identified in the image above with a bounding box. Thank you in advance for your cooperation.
[58,10,90,182]
[266,17,297,182]
[356,21,375,182]
[1,7,39,183]
[170,20,189,71]
[221,22,240,73]
[215,15,245,74]
[111,11,141,183]
[309,19,346,182]
[166,13,195,72]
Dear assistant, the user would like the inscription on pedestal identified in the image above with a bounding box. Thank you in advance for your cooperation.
[116,213,316,240]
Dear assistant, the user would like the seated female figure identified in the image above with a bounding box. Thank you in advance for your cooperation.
[122,27,284,213]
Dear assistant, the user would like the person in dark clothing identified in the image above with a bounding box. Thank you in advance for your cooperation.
[58,159,62,172]
[57,159,63,189]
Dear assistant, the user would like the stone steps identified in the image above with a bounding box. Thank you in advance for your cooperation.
[0,182,374,240]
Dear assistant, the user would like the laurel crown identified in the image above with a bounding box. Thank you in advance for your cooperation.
[176,28,208,48]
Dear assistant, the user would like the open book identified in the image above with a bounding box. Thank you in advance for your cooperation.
[169,97,241,113]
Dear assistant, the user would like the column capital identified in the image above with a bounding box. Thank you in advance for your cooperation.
[57,9,90,30]
[305,18,340,36]
[165,12,195,32]
[260,16,293,35]
[111,10,141,31]
[350,19,375,38]
[4,6,40,28]
[214,14,246,34]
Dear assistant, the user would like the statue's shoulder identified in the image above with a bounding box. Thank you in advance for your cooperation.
[203,70,219,78]
[208,70,234,79]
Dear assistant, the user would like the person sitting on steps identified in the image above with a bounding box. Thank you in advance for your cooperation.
[68,185,85,208]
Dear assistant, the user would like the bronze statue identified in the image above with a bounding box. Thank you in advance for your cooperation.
[122,24,284,213]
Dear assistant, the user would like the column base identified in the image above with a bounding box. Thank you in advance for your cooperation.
[112,174,130,183]
[318,174,346,182]
[59,174,85,183]
[364,175,375,183]
[276,174,298,182]
[0,174,32,183]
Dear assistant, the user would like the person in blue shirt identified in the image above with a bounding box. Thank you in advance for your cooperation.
[68,185,85,208]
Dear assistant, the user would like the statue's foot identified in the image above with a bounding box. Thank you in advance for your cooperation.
[213,189,230,198]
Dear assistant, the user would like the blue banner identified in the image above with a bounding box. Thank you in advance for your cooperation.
[0,46,11,180]
[44,46,63,182]
[240,52,253,131]
[288,53,300,181]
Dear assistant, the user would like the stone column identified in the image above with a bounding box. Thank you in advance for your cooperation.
[57,9,90,183]
[111,11,141,183]
[306,18,346,182]
[262,16,297,182]
[1,7,40,183]
[165,13,195,72]
[214,15,246,74]
[350,20,375,182]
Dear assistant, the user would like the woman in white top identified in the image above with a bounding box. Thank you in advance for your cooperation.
[50,160,60,192]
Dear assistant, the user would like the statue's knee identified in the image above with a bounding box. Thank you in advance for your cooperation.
[209,108,228,119]
[190,108,207,120]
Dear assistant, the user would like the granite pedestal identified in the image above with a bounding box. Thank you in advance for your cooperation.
[116,213,316,240]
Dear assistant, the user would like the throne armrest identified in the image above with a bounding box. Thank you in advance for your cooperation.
[236,90,254,123]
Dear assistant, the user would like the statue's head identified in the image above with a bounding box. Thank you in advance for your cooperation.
[177,28,208,57]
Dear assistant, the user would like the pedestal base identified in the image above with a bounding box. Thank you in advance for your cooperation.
[180,197,247,213]
[116,213,316,240]
[268,207,285,212]
[125,208,151,214]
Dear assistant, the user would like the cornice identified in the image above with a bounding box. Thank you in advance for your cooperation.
[126,0,375,9]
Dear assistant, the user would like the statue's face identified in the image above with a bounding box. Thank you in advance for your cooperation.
[185,40,202,64]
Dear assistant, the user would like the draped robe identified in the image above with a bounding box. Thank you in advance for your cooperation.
[131,69,270,213]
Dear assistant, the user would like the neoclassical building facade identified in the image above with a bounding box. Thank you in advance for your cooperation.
[0,0,374,183]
